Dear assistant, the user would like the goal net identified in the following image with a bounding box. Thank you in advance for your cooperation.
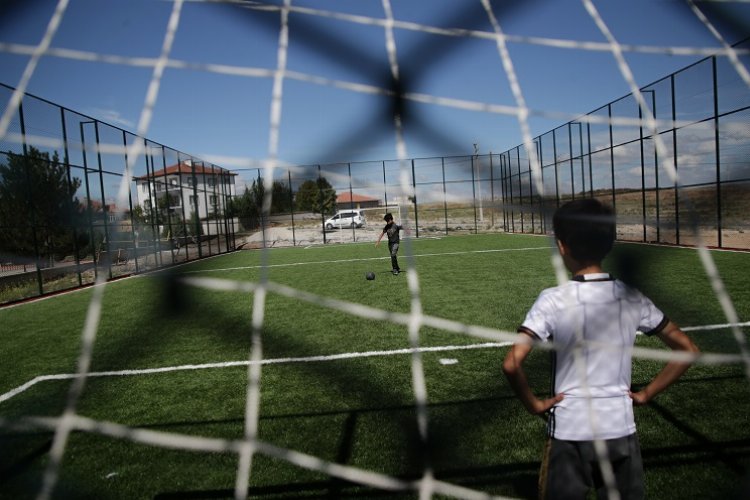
[1,1,749,499]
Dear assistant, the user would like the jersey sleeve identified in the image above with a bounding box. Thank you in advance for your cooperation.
[519,290,556,342]
[639,294,668,336]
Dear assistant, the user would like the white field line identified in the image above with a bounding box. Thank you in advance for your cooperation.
[0,342,512,405]
[181,246,551,274]
[185,238,748,277]
[3,319,749,406]
[3,239,743,310]
[179,276,747,366]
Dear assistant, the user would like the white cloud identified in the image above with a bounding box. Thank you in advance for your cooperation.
[86,108,135,130]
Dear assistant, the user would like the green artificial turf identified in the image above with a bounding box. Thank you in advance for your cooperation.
[1,234,749,499]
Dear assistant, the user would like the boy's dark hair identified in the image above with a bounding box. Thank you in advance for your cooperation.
[553,198,615,263]
[383,213,393,222]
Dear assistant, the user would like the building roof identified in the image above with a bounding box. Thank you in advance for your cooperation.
[82,199,119,213]
[336,192,379,203]
[134,162,236,181]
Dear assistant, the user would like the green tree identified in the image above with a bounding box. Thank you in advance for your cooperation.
[295,177,336,214]
[227,182,262,231]
[227,178,295,230]
[128,205,155,243]
[294,180,317,212]
[250,178,294,214]
[271,180,293,213]
[154,193,181,239]
[0,147,86,265]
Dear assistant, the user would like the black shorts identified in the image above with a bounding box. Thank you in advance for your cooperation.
[539,433,644,500]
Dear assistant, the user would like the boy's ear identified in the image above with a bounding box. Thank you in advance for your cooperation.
[556,239,567,256]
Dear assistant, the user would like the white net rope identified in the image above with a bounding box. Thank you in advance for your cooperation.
[1,1,749,499]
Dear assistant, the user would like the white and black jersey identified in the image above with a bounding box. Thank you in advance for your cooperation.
[519,273,669,441]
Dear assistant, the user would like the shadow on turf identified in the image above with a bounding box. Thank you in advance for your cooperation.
[152,466,540,499]
[6,269,748,499]
[644,398,750,476]
[122,394,542,498]
[0,436,51,483]
[151,396,540,498]
[4,393,750,498]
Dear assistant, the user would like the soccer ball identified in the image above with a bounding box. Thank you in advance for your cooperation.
[366,271,375,280]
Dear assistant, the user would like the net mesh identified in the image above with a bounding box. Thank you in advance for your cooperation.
[1,1,749,499]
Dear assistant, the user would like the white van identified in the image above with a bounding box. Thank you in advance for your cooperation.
[324,210,366,230]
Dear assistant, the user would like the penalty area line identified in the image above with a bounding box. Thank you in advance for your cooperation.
[4,320,747,404]
[0,342,511,404]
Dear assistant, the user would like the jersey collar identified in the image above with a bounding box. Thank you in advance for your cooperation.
[572,273,613,282]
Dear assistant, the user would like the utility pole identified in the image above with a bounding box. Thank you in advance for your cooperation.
[474,143,483,222]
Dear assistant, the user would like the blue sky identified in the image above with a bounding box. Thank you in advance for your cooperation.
[1,0,749,179]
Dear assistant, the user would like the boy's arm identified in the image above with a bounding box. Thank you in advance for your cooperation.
[375,231,384,246]
[630,320,700,405]
[502,332,564,415]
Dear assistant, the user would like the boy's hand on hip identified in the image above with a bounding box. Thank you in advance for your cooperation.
[528,393,564,415]
[629,390,650,406]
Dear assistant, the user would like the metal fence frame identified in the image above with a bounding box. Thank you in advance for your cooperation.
[497,39,750,249]
[1,39,748,305]
[0,83,238,305]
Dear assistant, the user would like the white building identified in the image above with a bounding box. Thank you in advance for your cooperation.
[135,160,237,224]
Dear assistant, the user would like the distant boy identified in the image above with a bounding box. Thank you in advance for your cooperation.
[375,213,403,275]
[502,198,699,499]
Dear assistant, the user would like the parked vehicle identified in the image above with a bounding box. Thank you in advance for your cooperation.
[324,210,366,230]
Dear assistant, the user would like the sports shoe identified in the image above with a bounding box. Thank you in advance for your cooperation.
[392,269,399,275]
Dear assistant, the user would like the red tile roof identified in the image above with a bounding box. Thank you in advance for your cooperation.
[81,199,118,213]
[336,192,379,203]
[134,162,235,180]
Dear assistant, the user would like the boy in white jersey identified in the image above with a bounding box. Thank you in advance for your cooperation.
[502,198,699,499]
